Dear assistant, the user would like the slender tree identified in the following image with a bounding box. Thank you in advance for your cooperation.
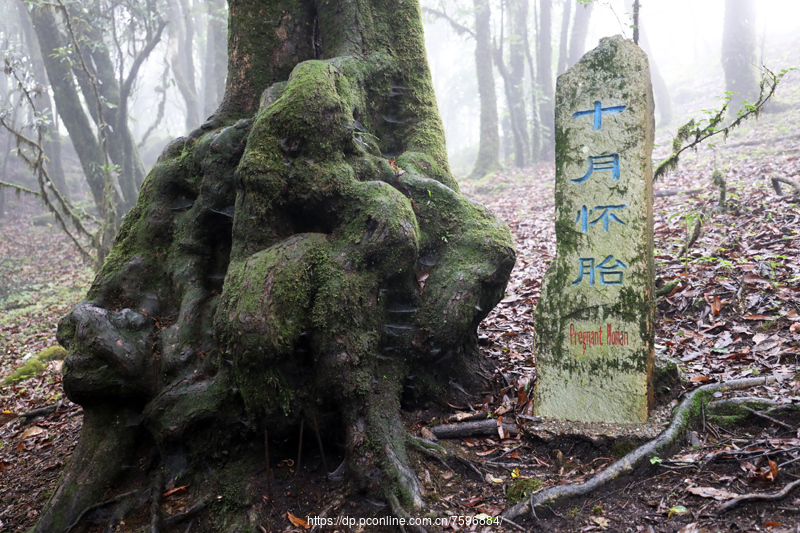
[722,0,758,108]
[36,0,515,530]
[567,0,593,68]
[202,0,228,118]
[495,0,530,167]
[15,0,70,201]
[557,0,571,74]
[536,0,554,160]
[469,0,501,178]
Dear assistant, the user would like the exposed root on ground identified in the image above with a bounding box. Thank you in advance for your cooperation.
[502,376,777,521]
[430,419,519,439]
[715,478,800,515]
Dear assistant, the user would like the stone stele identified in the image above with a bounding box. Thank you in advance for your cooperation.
[534,35,655,423]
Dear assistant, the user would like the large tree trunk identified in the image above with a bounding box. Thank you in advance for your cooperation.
[722,0,758,110]
[469,0,501,179]
[38,0,515,531]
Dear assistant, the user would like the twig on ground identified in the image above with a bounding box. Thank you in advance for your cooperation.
[430,419,518,439]
[502,376,776,521]
[742,406,795,431]
[716,478,800,515]
[409,437,484,480]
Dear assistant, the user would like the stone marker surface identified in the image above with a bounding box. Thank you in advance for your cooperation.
[534,35,655,423]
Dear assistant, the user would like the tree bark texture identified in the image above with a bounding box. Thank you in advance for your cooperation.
[722,0,758,109]
[469,0,501,179]
[39,0,515,531]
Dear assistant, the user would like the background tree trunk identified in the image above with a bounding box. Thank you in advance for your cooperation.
[722,0,758,109]
[15,0,70,202]
[557,0,571,75]
[202,0,228,118]
[469,0,501,178]
[168,0,201,130]
[536,0,554,160]
[494,0,529,168]
[567,0,593,68]
[37,0,515,530]
[26,3,118,220]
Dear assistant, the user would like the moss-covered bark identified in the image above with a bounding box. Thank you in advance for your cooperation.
[39,0,515,530]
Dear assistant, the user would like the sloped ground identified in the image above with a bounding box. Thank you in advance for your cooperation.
[1,63,799,532]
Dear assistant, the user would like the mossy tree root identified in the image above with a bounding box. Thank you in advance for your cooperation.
[502,376,778,521]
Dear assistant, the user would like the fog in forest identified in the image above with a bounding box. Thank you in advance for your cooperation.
[423,0,800,175]
[0,0,798,217]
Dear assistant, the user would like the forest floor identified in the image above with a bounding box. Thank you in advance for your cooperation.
[2,72,800,533]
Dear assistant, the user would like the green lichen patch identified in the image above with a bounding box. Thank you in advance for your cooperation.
[3,345,66,385]
[506,478,543,503]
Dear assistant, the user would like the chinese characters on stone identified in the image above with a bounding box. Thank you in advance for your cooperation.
[571,101,628,287]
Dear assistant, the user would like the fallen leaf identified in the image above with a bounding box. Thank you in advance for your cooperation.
[687,486,737,500]
[767,459,779,482]
[590,516,609,527]
[744,314,775,321]
[704,294,723,316]
[18,426,45,439]
[287,512,310,529]
[668,505,688,518]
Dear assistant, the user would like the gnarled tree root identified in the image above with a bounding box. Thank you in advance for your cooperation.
[502,376,777,521]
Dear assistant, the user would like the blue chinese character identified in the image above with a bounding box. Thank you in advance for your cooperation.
[572,101,627,130]
[596,255,627,285]
[572,258,595,286]
[575,205,589,233]
[590,205,627,232]
[575,205,627,233]
[571,154,620,184]
[571,255,628,286]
